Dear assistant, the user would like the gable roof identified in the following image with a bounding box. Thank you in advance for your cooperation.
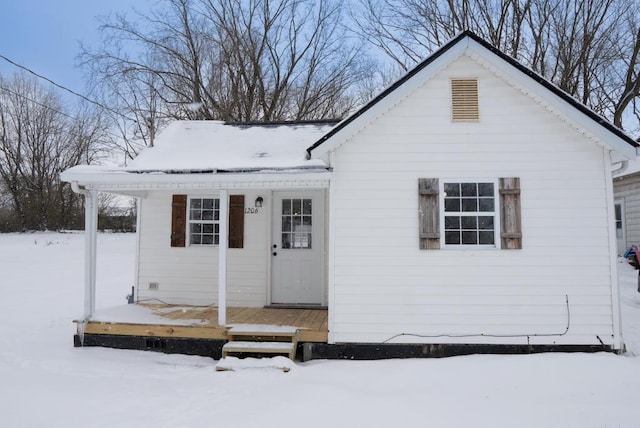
[307,31,638,159]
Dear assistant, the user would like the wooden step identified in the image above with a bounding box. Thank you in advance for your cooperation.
[223,325,299,360]
[222,341,296,359]
[226,325,298,339]
[215,356,294,372]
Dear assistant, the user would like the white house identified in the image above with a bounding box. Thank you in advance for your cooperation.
[613,160,640,256]
[62,31,638,357]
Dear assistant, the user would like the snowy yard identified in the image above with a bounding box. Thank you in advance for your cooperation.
[1,232,640,428]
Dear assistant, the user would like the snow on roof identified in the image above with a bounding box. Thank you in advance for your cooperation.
[128,120,335,172]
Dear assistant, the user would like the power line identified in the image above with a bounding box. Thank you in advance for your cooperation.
[0,53,137,122]
[0,84,127,144]
[0,84,76,121]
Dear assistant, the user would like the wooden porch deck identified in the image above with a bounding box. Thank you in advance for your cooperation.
[81,305,328,343]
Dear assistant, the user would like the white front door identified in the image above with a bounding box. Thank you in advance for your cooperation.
[271,191,324,305]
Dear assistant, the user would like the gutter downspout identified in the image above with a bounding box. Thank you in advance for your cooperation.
[70,182,98,322]
[611,160,629,176]
[603,151,624,351]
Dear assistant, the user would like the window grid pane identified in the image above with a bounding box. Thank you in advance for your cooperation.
[281,198,312,249]
[615,204,622,230]
[444,182,496,246]
[188,197,220,246]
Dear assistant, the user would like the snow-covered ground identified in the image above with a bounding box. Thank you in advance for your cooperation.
[1,232,640,427]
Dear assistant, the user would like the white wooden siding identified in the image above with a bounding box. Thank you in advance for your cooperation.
[136,190,269,307]
[614,173,640,251]
[329,54,616,346]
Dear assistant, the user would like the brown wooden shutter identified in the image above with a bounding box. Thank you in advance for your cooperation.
[419,178,440,250]
[499,177,522,249]
[228,195,245,248]
[171,194,187,247]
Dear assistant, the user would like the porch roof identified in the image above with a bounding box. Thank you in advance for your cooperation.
[60,167,331,192]
[61,120,334,191]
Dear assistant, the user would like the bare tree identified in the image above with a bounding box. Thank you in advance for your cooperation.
[80,0,369,159]
[0,73,108,230]
[198,0,368,120]
[353,0,640,134]
[92,61,165,160]
[353,0,532,70]
[612,21,640,129]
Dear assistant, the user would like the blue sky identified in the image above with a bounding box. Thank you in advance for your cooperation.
[0,0,149,96]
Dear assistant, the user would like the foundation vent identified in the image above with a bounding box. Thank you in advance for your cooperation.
[145,338,167,350]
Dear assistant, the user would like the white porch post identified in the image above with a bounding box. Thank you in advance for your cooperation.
[84,190,98,320]
[218,189,228,326]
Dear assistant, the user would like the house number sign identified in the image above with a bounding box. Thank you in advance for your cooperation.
[245,208,260,214]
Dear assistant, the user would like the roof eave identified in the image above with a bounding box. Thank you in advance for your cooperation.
[307,31,638,159]
[61,167,332,192]
[463,34,638,158]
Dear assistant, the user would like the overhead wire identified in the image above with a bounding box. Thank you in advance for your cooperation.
[0,53,137,123]
[0,84,77,120]
[0,84,128,145]
[0,54,149,150]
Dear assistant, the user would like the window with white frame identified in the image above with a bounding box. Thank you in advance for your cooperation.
[443,181,497,246]
[615,201,623,240]
[281,198,313,249]
[187,197,220,245]
[419,177,521,250]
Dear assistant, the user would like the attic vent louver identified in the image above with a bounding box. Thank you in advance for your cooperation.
[451,78,479,121]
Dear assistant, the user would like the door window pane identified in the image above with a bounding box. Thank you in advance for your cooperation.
[293,199,302,215]
[303,199,312,214]
[282,233,292,249]
[281,198,312,249]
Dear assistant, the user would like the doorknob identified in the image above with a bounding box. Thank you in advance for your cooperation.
[272,252,278,256]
